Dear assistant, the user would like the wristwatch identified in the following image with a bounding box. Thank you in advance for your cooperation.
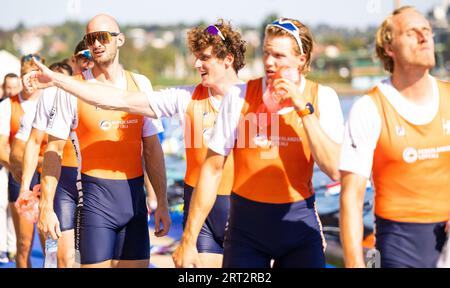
[296,102,314,117]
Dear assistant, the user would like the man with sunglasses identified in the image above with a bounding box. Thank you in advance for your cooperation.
[26,19,246,268]
[0,54,46,267]
[34,14,170,268]
[339,7,450,268]
[69,40,94,74]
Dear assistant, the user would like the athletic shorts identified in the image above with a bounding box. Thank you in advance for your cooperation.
[223,193,326,268]
[8,171,40,202]
[183,183,230,254]
[54,166,78,232]
[77,174,149,265]
[375,216,447,268]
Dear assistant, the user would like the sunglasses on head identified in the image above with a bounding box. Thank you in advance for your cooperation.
[266,18,305,55]
[21,54,42,63]
[75,49,92,60]
[205,25,225,41]
[83,31,121,46]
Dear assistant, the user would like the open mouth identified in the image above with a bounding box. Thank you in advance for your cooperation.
[93,49,105,57]
[266,70,276,78]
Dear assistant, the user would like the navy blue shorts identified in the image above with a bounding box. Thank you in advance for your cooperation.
[8,171,40,202]
[183,184,230,254]
[223,193,326,268]
[54,166,78,232]
[375,216,447,268]
[77,174,149,265]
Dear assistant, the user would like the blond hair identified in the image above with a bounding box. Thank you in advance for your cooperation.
[375,6,418,73]
[265,18,314,74]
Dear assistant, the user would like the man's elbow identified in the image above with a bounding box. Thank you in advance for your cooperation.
[328,168,340,182]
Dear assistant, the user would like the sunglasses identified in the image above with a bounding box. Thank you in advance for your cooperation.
[266,18,305,55]
[205,25,225,41]
[83,31,121,46]
[75,49,92,60]
[21,54,42,63]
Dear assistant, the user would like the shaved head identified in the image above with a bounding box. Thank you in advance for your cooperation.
[86,14,120,34]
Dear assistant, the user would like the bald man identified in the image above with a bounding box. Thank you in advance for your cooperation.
[38,14,171,268]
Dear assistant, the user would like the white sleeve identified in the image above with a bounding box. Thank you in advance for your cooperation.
[32,87,57,131]
[208,84,247,156]
[15,110,36,142]
[146,86,194,119]
[339,95,381,178]
[132,73,164,137]
[317,85,345,144]
[0,99,11,136]
[46,90,77,140]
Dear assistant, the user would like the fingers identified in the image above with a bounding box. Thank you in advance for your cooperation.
[32,57,46,71]
[156,216,171,237]
[55,220,62,238]
[154,215,161,236]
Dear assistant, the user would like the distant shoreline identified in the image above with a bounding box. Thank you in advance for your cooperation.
[325,83,366,97]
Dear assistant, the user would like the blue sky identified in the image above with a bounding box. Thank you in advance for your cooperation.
[0,0,445,30]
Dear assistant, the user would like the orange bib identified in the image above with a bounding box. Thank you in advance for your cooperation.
[75,71,144,180]
[232,78,320,204]
[370,80,450,223]
[184,84,233,195]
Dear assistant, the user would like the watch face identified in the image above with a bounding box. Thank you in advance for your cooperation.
[306,103,314,114]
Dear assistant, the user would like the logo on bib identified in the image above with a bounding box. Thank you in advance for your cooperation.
[99,120,112,131]
[402,147,418,163]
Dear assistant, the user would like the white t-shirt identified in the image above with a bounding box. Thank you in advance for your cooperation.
[339,76,440,178]
[208,76,345,156]
[46,69,163,140]
[0,94,39,139]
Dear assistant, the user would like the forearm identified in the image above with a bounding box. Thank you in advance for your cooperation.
[339,173,367,267]
[21,140,41,190]
[182,166,222,246]
[52,73,155,117]
[39,155,62,212]
[340,196,365,267]
[143,137,167,205]
[302,114,341,180]
[9,139,26,177]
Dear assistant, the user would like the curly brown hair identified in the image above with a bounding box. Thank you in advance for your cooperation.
[375,6,417,73]
[187,19,246,73]
[265,18,314,74]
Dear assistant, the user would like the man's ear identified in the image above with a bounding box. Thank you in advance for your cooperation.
[224,53,234,69]
[117,33,125,48]
[384,43,395,58]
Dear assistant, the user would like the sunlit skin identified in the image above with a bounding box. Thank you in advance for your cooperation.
[386,9,435,74]
[263,35,308,110]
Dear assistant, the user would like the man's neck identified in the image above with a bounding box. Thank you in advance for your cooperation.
[91,57,122,85]
[391,66,433,105]
[209,72,241,100]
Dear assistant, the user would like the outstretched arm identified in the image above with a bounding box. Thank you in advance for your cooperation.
[24,59,158,118]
